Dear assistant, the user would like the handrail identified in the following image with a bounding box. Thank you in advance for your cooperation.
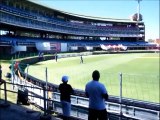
[0,79,10,107]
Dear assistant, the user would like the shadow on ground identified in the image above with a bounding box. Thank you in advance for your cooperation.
[0,99,61,120]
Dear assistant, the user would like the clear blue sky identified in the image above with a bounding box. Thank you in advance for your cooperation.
[30,0,159,41]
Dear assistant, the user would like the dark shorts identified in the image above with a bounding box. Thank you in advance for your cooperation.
[88,108,107,120]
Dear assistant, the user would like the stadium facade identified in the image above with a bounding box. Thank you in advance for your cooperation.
[0,0,155,56]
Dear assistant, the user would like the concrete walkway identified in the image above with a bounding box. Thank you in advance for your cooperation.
[0,99,61,120]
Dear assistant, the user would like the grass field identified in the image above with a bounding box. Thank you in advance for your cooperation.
[27,53,159,103]
[0,53,159,103]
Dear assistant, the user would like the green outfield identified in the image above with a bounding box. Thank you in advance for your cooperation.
[1,53,159,103]
[27,53,159,103]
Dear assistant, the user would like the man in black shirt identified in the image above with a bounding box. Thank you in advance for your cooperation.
[59,76,74,119]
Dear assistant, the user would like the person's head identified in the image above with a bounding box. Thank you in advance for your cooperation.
[62,75,69,83]
[92,70,100,81]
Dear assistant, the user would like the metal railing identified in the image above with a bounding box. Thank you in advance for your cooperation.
[0,80,8,104]
[1,80,159,120]
[1,57,159,119]
[4,69,160,120]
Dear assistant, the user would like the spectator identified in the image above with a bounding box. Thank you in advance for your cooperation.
[85,70,109,120]
[47,89,53,111]
[59,75,74,119]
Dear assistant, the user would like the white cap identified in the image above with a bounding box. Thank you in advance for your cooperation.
[62,75,69,82]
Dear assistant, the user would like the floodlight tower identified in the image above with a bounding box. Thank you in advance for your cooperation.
[135,0,143,42]
[136,0,142,22]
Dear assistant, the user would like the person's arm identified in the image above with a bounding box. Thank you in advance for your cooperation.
[70,85,74,94]
[102,93,109,101]
[101,84,109,100]
[85,92,89,97]
[85,85,89,97]
[58,84,61,92]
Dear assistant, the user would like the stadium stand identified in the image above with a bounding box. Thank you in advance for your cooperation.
[0,0,145,51]
[1,0,152,56]
[0,1,159,119]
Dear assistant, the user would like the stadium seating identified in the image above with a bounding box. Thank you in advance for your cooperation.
[0,4,139,37]
[1,35,149,48]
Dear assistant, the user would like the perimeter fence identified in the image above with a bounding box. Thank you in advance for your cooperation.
[97,72,159,103]
[17,61,160,107]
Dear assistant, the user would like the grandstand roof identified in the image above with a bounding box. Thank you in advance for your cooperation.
[28,0,142,23]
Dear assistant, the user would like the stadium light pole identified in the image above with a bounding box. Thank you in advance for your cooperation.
[136,0,142,42]
[136,0,142,22]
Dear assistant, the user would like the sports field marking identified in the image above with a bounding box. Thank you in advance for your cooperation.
[136,57,159,59]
